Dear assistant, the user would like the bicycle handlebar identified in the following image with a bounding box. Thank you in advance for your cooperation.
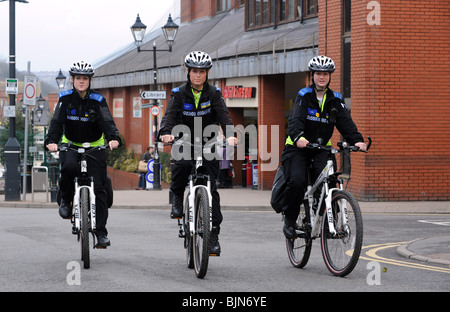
[58,142,110,153]
[168,136,230,149]
[165,128,244,148]
[307,136,372,153]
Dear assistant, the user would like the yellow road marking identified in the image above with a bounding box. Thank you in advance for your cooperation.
[360,241,450,274]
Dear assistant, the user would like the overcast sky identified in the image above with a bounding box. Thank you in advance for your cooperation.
[0,0,179,72]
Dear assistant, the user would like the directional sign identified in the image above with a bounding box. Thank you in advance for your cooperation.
[141,90,166,100]
[23,76,37,106]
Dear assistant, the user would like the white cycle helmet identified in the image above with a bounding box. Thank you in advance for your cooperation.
[308,56,335,73]
[184,51,213,69]
[69,60,95,77]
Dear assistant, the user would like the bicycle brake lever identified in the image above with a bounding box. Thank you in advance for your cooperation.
[366,136,372,151]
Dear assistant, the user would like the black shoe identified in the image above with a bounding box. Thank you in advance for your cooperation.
[170,194,183,219]
[210,226,221,256]
[97,235,110,248]
[59,199,72,219]
[283,217,298,239]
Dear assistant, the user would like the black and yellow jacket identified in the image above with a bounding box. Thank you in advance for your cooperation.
[45,88,121,147]
[283,86,363,159]
[159,82,233,142]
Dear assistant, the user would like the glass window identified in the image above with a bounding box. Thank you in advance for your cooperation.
[255,0,261,26]
[262,0,269,24]
[344,0,351,33]
[248,0,253,27]
[288,0,295,19]
[217,0,232,12]
[306,0,316,15]
[279,0,286,21]
[246,0,317,30]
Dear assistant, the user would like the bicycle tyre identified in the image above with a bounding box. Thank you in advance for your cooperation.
[286,200,312,268]
[183,194,194,269]
[321,190,363,277]
[193,187,210,278]
[80,188,90,269]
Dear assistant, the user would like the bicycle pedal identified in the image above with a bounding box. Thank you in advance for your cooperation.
[209,253,220,257]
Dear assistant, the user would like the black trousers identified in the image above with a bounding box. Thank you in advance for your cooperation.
[59,147,109,236]
[281,148,330,221]
[171,158,222,227]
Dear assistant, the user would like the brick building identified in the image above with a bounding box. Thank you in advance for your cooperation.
[86,0,449,201]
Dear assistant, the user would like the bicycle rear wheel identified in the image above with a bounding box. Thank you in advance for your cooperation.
[286,201,312,268]
[193,187,210,278]
[183,194,194,269]
[80,188,90,269]
[321,190,363,277]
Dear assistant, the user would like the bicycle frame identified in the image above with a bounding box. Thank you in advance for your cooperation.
[174,139,216,239]
[60,143,108,244]
[303,149,346,239]
[186,153,213,236]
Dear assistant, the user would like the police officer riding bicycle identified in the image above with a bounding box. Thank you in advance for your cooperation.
[159,51,237,256]
[281,55,367,239]
[45,60,121,248]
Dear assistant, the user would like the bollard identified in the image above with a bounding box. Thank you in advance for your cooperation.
[241,160,247,187]
[49,159,59,202]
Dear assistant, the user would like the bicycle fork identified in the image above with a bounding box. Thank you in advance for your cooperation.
[324,183,350,237]
[72,178,98,244]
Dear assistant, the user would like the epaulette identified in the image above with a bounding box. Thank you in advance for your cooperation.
[298,87,313,97]
[89,93,104,102]
[58,89,73,97]
[216,87,221,92]
[333,91,343,100]
[172,87,180,92]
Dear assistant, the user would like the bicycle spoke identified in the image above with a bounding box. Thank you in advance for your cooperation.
[286,202,312,268]
[321,190,363,276]
[193,187,210,278]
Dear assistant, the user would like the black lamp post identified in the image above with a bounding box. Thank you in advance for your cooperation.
[130,14,178,190]
[2,0,29,201]
[55,69,66,91]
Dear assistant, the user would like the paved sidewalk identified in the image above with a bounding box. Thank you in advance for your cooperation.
[1,187,449,266]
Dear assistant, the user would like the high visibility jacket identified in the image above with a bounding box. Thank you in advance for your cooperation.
[45,88,121,147]
[285,86,363,148]
[159,82,234,142]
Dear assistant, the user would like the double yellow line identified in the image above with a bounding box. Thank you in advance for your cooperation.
[360,241,450,274]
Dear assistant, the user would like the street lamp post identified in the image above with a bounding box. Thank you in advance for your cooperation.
[2,0,29,201]
[130,13,178,191]
[55,69,66,91]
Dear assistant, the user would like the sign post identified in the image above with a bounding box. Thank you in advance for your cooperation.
[21,75,37,200]
[141,90,166,190]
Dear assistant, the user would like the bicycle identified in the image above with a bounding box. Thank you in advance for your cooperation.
[285,137,372,277]
[170,135,233,278]
[58,142,112,269]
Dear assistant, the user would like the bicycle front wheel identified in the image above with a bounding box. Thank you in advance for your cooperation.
[321,190,363,277]
[80,188,90,269]
[193,187,211,278]
[183,194,194,269]
[286,200,312,268]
